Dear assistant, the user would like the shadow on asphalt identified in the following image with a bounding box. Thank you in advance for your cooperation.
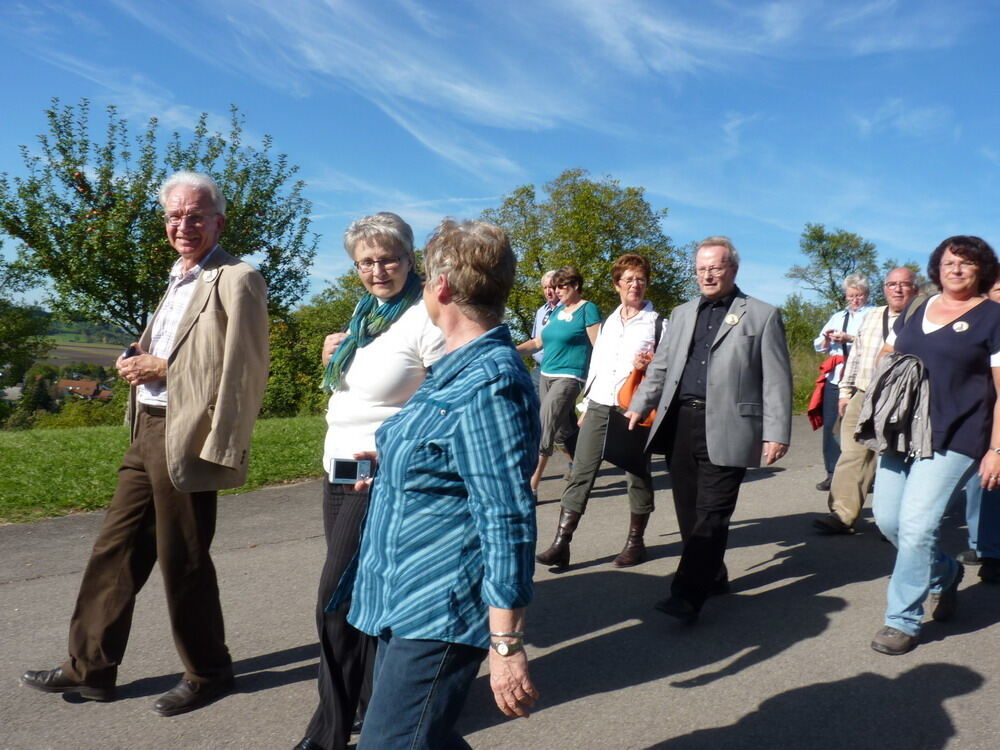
[455,506,993,738]
[112,643,320,699]
[642,663,983,750]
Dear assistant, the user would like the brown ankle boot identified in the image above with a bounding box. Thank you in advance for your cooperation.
[613,513,650,567]
[536,507,582,569]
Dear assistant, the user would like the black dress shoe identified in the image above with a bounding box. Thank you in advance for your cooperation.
[812,513,855,535]
[815,477,832,492]
[292,739,327,750]
[979,557,1000,584]
[20,668,115,702]
[654,596,699,624]
[152,676,235,717]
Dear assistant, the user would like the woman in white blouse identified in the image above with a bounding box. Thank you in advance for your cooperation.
[294,213,444,750]
[536,254,661,570]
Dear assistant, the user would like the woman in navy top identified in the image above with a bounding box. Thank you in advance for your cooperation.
[871,236,1000,656]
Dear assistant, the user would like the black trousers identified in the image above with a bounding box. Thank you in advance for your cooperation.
[665,402,746,609]
[62,406,229,687]
[304,480,376,750]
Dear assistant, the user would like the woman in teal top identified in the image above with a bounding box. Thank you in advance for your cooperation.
[518,266,600,492]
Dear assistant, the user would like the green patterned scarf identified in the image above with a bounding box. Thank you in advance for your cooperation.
[322,270,424,392]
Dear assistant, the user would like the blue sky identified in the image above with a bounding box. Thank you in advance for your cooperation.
[2,0,999,308]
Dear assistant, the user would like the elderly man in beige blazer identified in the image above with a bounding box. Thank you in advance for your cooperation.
[21,172,269,716]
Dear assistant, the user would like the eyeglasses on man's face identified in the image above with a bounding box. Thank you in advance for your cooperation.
[884,281,914,290]
[355,255,404,272]
[165,212,217,227]
[694,263,730,277]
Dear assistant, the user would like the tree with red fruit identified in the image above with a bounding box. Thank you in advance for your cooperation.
[0,99,317,337]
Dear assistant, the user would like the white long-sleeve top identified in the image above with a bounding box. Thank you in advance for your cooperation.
[582,301,660,407]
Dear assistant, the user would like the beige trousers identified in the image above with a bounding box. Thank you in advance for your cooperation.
[828,390,878,527]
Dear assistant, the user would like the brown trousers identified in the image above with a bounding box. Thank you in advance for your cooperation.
[61,406,231,687]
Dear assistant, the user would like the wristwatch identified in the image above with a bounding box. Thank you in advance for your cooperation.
[490,640,524,657]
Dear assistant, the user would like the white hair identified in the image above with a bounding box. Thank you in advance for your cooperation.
[695,235,740,268]
[843,274,870,295]
[343,212,415,264]
[158,172,226,214]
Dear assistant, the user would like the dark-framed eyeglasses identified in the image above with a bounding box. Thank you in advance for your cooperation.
[164,212,217,227]
[354,255,404,272]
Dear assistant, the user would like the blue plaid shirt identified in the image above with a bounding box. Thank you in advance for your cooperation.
[333,325,540,648]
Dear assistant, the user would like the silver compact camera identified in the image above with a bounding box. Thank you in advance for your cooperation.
[329,458,373,485]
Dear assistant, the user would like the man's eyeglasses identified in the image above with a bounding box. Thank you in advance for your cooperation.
[695,264,729,277]
[355,256,403,272]
[165,213,217,227]
[884,281,915,290]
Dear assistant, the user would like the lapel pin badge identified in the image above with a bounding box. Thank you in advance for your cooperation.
[953,321,969,332]
[203,268,219,283]
[724,313,740,326]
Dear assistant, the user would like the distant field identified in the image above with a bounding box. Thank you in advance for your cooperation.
[42,341,126,368]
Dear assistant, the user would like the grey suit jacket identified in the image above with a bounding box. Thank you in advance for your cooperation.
[628,289,792,468]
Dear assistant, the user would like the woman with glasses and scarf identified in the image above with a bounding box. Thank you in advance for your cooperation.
[294,213,444,750]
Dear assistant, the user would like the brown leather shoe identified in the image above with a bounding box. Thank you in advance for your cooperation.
[870,626,917,655]
[613,513,650,567]
[152,676,235,717]
[20,668,115,702]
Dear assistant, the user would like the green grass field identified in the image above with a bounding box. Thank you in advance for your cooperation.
[0,415,326,523]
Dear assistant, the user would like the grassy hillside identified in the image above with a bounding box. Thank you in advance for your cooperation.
[0,415,326,523]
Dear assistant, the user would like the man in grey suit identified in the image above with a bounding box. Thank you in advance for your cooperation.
[626,236,792,623]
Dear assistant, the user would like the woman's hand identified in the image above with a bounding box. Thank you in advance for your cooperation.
[352,451,377,491]
[980,451,1000,490]
[633,350,653,371]
[322,332,349,367]
[488,650,539,718]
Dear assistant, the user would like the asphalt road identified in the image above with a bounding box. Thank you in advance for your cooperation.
[2,416,999,749]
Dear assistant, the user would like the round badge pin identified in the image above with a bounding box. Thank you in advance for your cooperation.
[953,321,969,332]
[203,268,219,283]
[724,313,739,325]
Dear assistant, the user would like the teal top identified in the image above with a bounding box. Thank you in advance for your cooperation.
[540,300,601,380]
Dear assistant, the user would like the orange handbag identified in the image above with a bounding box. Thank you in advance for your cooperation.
[617,367,655,427]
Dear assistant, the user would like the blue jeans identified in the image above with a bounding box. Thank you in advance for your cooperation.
[874,451,976,635]
[962,476,1000,558]
[358,632,486,750]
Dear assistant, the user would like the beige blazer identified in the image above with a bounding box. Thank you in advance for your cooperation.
[131,248,270,492]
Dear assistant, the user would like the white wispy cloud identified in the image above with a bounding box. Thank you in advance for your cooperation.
[853,98,955,139]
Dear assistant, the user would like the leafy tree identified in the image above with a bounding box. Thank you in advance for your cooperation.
[0,99,317,337]
[261,272,365,417]
[786,223,880,308]
[481,168,687,340]
[0,256,51,386]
